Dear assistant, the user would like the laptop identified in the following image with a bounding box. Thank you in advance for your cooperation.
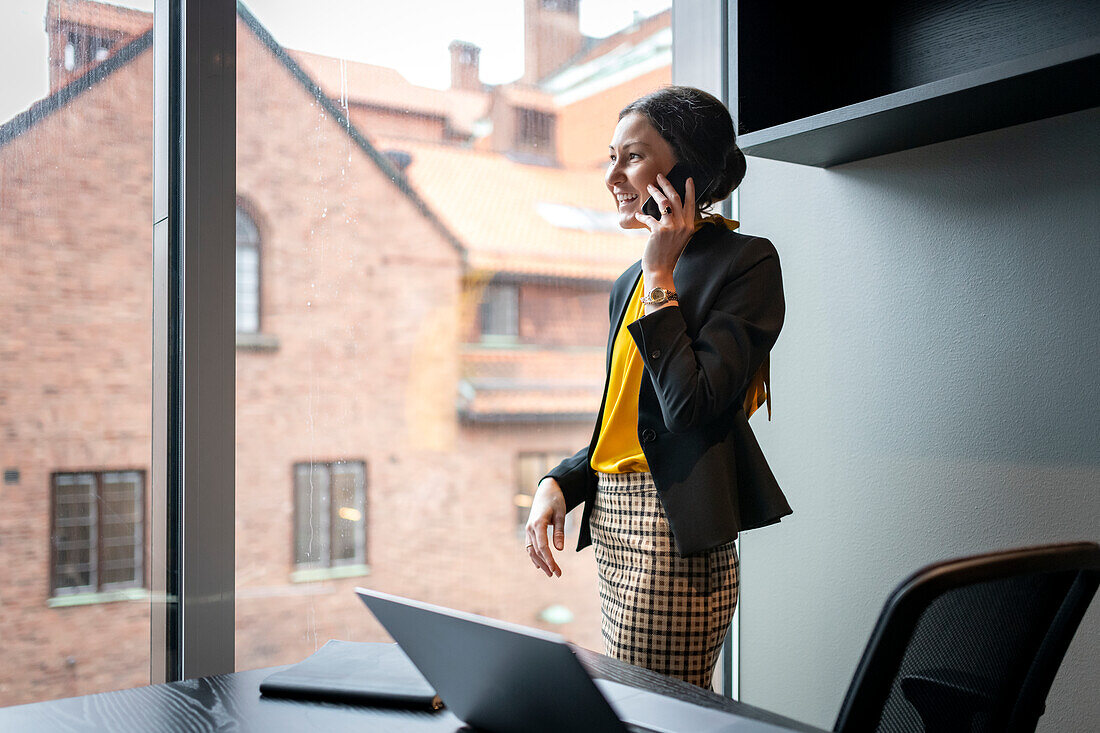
[355,587,797,733]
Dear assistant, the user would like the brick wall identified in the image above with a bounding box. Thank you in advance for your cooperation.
[520,282,610,347]
[0,46,155,704]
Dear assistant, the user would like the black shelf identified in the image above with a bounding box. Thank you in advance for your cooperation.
[732,2,1100,168]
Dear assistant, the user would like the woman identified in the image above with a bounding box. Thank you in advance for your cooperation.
[524,85,791,689]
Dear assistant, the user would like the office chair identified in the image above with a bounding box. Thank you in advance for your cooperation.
[833,541,1099,733]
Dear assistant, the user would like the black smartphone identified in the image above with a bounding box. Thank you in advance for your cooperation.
[641,162,711,220]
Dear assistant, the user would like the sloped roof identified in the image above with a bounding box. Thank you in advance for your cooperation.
[236,4,465,256]
[492,83,556,113]
[289,49,490,137]
[458,346,603,422]
[375,136,642,281]
[46,0,154,36]
[2,1,467,258]
[0,28,152,148]
[541,8,671,88]
[458,336,606,424]
[461,347,605,384]
[458,386,599,423]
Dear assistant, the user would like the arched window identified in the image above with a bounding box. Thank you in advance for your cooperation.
[235,206,261,334]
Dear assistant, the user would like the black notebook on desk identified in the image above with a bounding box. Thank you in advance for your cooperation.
[259,640,443,710]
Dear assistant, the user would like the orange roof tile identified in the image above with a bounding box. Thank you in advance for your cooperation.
[458,348,605,421]
[494,83,556,112]
[374,136,643,281]
[47,0,154,36]
[289,50,490,136]
[458,387,599,421]
[461,347,605,384]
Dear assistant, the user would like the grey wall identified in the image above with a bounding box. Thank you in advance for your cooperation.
[737,106,1100,730]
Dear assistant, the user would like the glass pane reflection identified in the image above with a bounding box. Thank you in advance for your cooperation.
[233,0,672,669]
[0,0,155,704]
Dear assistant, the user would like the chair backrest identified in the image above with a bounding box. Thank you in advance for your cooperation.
[834,542,1100,733]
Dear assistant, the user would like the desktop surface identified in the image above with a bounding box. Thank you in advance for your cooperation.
[0,644,825,732]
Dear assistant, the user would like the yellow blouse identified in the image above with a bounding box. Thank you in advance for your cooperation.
[590,215,772,474]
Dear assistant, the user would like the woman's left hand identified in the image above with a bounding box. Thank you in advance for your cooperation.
[635,173,696,278]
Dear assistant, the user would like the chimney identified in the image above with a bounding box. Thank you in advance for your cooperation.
[449,40,482,91]
[523,0,583,84]
[46,0,152,93]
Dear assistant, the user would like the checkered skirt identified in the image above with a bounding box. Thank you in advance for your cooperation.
[591,471,739,689]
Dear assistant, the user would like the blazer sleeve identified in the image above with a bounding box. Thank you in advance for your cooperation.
[627,236,784,433]
[541,446,591,512]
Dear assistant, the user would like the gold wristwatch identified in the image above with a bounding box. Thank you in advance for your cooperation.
[640,286,679,306]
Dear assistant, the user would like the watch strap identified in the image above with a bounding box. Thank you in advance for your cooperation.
[640,287,679,305]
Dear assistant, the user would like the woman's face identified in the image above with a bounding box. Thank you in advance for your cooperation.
[606,112,678,230]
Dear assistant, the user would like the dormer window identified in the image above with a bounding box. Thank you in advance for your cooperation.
[541,0,579,11]
[480,283,519,342]
[63,30,116,72]
[515,107,554,153]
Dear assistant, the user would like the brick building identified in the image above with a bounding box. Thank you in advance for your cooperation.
[0,0,672,705]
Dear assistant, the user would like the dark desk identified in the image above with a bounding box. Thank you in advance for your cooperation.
[0,645,824,732]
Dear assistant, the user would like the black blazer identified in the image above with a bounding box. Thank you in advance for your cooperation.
[545,222,792,556]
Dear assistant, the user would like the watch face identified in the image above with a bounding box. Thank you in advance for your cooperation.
[648,287,667,301]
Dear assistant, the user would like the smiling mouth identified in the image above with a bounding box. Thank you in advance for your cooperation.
[616,194,639,207]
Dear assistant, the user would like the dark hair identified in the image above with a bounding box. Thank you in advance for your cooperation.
[619,85,746,212]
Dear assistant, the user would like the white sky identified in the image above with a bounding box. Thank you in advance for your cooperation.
[0,0,671,124]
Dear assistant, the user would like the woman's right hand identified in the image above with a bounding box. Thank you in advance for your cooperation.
[524,478,567,578]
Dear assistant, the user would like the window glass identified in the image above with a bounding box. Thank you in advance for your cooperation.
[479,282,519,339]
[515,451,571,532]
[331,461,366,563]
[1,0,154,703]
[294,462,332,566]
[236,206,261,333]
[53,473,99,594]
[98,471,144,588]
[234,0,671,671]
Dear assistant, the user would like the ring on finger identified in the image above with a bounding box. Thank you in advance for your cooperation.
[663,205,673,215]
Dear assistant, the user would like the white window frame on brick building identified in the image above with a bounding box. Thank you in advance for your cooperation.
[514,107,554,156]
[50,470,145,603]
[291,460,368,582]
[479,282,519,343]
[514,451,573,537]
[63,30,117,72]
[235,205,262,334]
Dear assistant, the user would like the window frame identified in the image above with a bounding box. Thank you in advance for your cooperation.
[234,202,263,335]
[145,0,722,693]
[292,460,368,570]
[514,106,554,153]
[479,281,520,342]
[151,0,236,683]
[514,451,571,536]
[49,469,147,598]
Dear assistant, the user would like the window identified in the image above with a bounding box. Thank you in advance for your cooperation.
[480,282,519,340]
[515,452,571,532]
[51,471,144,596]
[63,31,115,72]
[542,0,579,11]
[235,206,261,334]
[515,107,554,152]
[293,461,367,568]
